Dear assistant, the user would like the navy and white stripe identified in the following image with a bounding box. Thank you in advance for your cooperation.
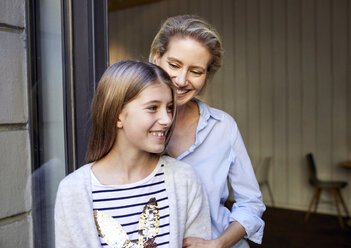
[91,163,170,247]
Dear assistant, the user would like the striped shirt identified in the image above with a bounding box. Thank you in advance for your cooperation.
[91,162,170,247]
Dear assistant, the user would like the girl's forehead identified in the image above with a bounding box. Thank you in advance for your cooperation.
[135,81,172,100]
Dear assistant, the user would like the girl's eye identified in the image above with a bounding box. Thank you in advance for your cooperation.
[148,106,157,111]
[167,104,174,113]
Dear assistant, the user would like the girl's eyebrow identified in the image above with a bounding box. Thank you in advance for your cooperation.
[142,100,161,105]
[143,100,174,105]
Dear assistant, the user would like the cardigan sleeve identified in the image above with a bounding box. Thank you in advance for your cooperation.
[183,167,212,240]
[54,165,101,248]
[54,182,74,247]
[163,156,212,245]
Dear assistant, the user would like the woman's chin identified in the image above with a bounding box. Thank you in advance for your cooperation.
[176,94,194,107]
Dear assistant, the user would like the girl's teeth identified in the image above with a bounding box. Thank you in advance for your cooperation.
[152,132,164,136]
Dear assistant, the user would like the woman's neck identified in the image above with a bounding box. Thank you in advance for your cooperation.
[166,99,200,158]
[176,99,198,124]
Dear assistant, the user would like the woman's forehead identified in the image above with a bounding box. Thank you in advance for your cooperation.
[164,37,212,67]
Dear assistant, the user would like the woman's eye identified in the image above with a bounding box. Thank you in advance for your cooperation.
[191,70,204,75]
[169,62,179,69]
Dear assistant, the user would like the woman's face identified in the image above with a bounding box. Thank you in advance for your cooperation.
[156,37,212,106]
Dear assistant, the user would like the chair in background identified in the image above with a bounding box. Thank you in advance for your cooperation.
[305,153,350,228]
[255,157,274,206]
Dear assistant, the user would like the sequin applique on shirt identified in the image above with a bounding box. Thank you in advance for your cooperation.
[94,197,160,248]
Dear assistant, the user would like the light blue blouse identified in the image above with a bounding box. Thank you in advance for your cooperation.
[176,99,265,247]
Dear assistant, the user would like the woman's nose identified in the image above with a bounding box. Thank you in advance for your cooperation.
[174,70,188,87]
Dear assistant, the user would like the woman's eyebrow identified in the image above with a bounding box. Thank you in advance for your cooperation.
[166,56,181,62]
[167,57,206,71]
[190,66,206,71]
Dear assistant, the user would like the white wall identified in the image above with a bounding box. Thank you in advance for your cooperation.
[109,0,351,215]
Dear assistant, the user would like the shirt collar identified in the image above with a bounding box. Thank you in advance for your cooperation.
[194,98,222,122]
[174,99,221,160]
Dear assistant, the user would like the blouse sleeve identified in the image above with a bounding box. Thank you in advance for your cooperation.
[227,120,266,244]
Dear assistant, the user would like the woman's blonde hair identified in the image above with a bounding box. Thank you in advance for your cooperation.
[86,60,176,163]
[149,15,223,83]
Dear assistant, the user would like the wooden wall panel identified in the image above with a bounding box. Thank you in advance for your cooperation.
[258,0,274,203]
[233,0,248,139]
[315,0,333,214]
[246,0,260,156]
[272,0,289,205]
[108,0,351,215]
[332,0,348,180]
[221,0,235,116]
[346,1,351,205]
[332,0,350,209]
[209,0,224,108]
[301,0,317,207]
[286,0,303,207]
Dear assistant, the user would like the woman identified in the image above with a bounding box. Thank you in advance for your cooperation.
[149,15,265,248]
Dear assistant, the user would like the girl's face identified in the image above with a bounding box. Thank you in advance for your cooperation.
[117,82,174,154]
[156,37,212,106]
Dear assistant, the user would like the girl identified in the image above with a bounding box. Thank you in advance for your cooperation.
[149,15,265,248]
[54,60,210,248]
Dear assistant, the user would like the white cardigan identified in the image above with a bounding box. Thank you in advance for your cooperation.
[55,156,211,247]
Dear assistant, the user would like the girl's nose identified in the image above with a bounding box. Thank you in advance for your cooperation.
[159,109,172,126]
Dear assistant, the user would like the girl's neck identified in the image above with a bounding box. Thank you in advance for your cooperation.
[92,145,159,185]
